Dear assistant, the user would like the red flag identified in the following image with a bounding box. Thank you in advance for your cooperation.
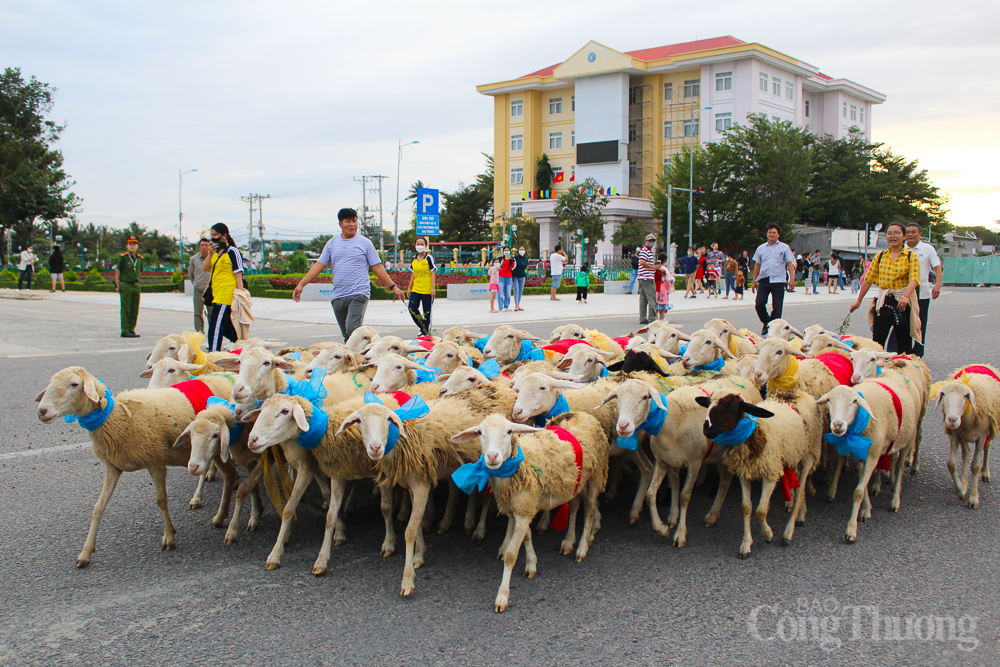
[570,172,575,182]
[554,171,564,183]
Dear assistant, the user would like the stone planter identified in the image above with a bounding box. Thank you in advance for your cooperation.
[447,283,492,301]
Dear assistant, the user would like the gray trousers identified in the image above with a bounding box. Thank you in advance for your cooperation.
[638,279,657,323]
[193,290,207,333]
[332,294,370,342]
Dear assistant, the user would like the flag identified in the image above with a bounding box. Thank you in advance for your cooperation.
[522,191,527,201]
[570,172,575,182]
[554,172,564,183]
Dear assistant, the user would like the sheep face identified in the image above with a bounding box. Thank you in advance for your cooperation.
[704,318,740,347]
[451,414,541,469]
[437,366,492,396]
[750,339,802,385]
[483,326,540,364]
[849,348,894,385]
[441,326,486,346]
[736,355,758,381]
[305,344,356,377]
[817,386,875,436]
[231,348,296,402]
[936,381,975,431]
[559,348,609,383]
[141,358,203,389]
[346,326,380,356]
[245,395,308,454]
[638,319,680,339]
[36,366,102,424]
[695,390,774,439]
[548,324,590,344]
[511,373,581,423]
[361,336,424,366]
[599,380,666,439]
[178,414,229,475]
[145,334,189,373]
[233,395,261,424]
[651,326,690,355]
[336,403,405,460]
[765,318,804,341]
[801,324,836,349]
[681,330,732,371]
[801,334,852,356]
[369,353,424,394]
[424,341,470,375]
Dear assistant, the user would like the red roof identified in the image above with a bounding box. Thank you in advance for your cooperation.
[519,36,745,79]
[815,72,833,81]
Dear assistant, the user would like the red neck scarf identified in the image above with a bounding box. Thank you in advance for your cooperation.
[171,379,215,414]
[547,425,583,531]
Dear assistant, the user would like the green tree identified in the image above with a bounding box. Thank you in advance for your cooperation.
[535,153,554,192]
[307,235,333,253]
[800,129,875,229]
[288,249,309,273]
[553,177,609,263]
[868,146,949,236]
[650,143,730,248]
[439,154,493,243]
[611,217,657,252]
[508,213,538,257]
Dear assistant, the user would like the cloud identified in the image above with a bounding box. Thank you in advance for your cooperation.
[942,185,1000,194]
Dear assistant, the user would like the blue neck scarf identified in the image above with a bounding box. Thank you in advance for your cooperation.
[692,356,726,373]
[451,447,526,493]
[533,392,570,427]
[296,403,329,450]
[363,392,431,454]
[286,351,302,361]
[516,339,546,362]
[65,385,114,432]
[712,414,760,446]
[598,365,610,379]
[413,358,442,384]
[206,396,243,443]
[823,398,873,461]
[679,343,689,355]
[875,366,883,376]
[617,393,669,450]
[284,366,328,403]
[477,358,500,379]
[473,336,489,352]
[839,337,855,348]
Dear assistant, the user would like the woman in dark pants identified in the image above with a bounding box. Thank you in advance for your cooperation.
[204,223,245,351]
[511,245,528,311]
[405,237,436,336]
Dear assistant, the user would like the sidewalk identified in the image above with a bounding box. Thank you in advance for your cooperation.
[49,287,859,327]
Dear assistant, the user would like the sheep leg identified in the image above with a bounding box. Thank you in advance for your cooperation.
[495,514,531,613]
[335,477,349,515]
[76,463,123,568]
[147,465,177,551]
[628,447,653,524]
[783,459,814,545]
[421,493,435,533]
[535,509,552,535]
[210,457,239,528]
[464,488,479,534]
[704,466,733,528]
[845,457,880,542]
[522,528,538,577]
[967,437,987,509]
[645,459,671,537]
[604,455,623,502]
[189,473,208,510]
[890,446,909,512]
[575,480,601,562]
[498,516,514,560]
[981,439,992,482]
[665,466,681,530]
[473,494,492,542]
[558,497,582,555]
[225,460,265,544]
[825,454,844,503]
[755,479,777,544]
[400,480,431,597]
[396,487,412,526]
[312,477,346,575]
[438,480,460,534]
[910,421,922,474]
[673,461,702,548]
[959,441,974,499]
[379,485,397,557]
[870,465,883,496]
[264,461,315,571]
[738,476,754,558]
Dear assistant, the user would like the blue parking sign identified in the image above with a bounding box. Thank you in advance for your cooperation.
[415,187,440,235]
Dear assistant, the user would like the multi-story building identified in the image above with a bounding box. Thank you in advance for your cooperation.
[476,36,886,265]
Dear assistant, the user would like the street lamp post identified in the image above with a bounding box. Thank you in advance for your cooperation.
[393,141,419,265]
[179,168,197,267]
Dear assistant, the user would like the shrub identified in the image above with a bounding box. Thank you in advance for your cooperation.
[83,268,105,290]
[1,268,16,281]
[65,268,78,282]
[171,270,184,283]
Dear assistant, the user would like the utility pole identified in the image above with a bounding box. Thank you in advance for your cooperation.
[355,175,389,252]
[241,193,270,270]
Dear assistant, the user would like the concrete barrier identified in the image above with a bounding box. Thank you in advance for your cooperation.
[184,280,194,296]
[447,283,492,301]
[300,283,339,301]
[603,280,633,295]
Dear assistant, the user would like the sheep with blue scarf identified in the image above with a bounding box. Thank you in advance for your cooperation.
[696,388,822,558]
[360,335,427,366]
[368,353,448,400]
[601,376,762,547]
[680,329,739,375]
[336,382,518,597]
[799,324,883,354]
[35,366,239,568]
[450,411,608,613]
[482,325,545,365]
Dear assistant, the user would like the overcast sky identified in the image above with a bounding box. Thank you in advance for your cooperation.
[4,0,998,244]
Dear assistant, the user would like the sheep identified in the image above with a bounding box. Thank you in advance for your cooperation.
[345,325,380,355]
[649,325,691,356]
[144,332,234,375]
[698,388,823,557]
[482,325,544,364]
[679,329,738,375]
[441,326,488,346]
[600,376,762,547]
[800,333,855,357]
[933,365,1000,508]
[555,346,618,383]
[35,366,240,567]
[335,385,519,596]
[438,365,497,397]
[635,319,681,338]
[299,343,357,379]
[801,325,883,353]
[141,358,207,389]
[360,335,426,365]
[704,318,757,358]
[368,353,449,401]
[621,338,679,373]
[816,381,918,542]
[422,341,475,376]
[450,412,609,612]
[765,318,805,342]
[750,338,853,399]
[549,324,624,355]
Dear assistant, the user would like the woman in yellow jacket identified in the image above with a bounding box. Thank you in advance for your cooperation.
[404,237,436,336]
[203,222,246,351]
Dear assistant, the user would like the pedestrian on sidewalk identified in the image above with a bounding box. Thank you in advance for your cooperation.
[48,245,65,292]
[575,264,590,304]
[188,238,211,333]
[695,247,707,293]
[752,224,797,335]
[827,253,841,294]
[849,221,921,354]
[549,245,567,301]
[404,237,436,336]
[17,245,36,291]
[706,261,721,297]
[679,247,698,299]
[293,208,404,343]
[488,257,500,313]
[114,236,143,338]
[512,246,528,311]
[723,255,737,299]
[654,252,674,318]
[734,267,745,299]
[498,247,513,311]
[637,233,658,324]
[203,223,246,351]
[706,243,725,280]
[850,263,862,294]
[807,250,822,294]
[624,248,640,294]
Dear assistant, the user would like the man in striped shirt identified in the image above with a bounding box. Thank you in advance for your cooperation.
[637,233,658,324]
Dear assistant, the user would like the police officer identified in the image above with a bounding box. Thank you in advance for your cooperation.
[115,236,143,338]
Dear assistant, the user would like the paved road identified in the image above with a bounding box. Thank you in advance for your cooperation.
[1,289,997,665]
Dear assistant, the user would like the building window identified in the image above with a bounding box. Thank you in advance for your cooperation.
[664,82,673,100]
[570,165,575,181]
[629,121,638,143]
[552,166,563,182]
[571,131,575,147]
[629,85,643,105]
[715,112,732,132]
[843,102,847,118]
[805,100,810,118]
[772,76,781,96]
[549,97,562,114]
[629,160,638,178]
[549,132,562,149]
[510,202,523,217]
[510,168,523,185]
[664,120,673,139]
[684,79,700,98]
[772,115,780,123]
[683,118,699,137]
[859,108,864,124]
[759,71,768,92]
[850,104,857,121]
[786,82,793,100]
[511,99,523,117]
[510,134,523,151]
[571,95,575,112]
[715,71,732,91]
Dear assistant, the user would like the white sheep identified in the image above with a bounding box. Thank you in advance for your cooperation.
[555,346,618,383]
[750,338,853,398]
[704,318,757,358]
[933,365,1000,508]
[679,329,737,374]
[649,325,691,356]
[800,333,854,356]
[548,324,625,355]
[451,412,608,612]
[35,366,240,567]
[345,326,380,355]
[144,332,240,375]
[368,353,448,400]
[698,388,823,557]
[801,325,883,353]
[422,341,474,376]
[441,326,488,346]
[360,335,426,365]
[482,325,544,364]
[764,318,805,341]
[299,343,357,379]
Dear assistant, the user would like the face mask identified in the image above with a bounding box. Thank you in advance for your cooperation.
[415,245,426,253]
[504,251,510,256]
[518,250,525,256]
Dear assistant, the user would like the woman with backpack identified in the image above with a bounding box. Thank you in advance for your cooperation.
[203,222,246,351]
[49,245,66,292]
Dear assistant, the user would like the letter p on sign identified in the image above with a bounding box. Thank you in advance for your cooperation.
[422,194,433,211]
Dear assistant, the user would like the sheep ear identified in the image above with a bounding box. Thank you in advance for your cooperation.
[556,357,574,370]
[291,403,310,432]
[650,391,668,412]
[711,335,735,359]
[336,410,363,436]
[788,326,805,339]
[820,328,840,338]
[634,326,649,335]
[403,358,427,370]
[172,426,192,449]
[550,371,584,382]
[146,351,153,361]
[176,362,204,372]
[388,411,406,434]
[177,344,190,363]
[723,320,747,339]
[34,389,46,402]
[240,409,260,423]
[855,394,877,421]
[437,373,452,383]
[218,426,231,462]
[591,348,615,358]
[548,378,584,390]
[344,351,358,366]
[83,377,101,404]
[456,348,470,365]
[816,393,831,405]
[966,390,977,415]
[597,387,619,408]
[741,402,775,419]
[402,344,427,355]
[213,356,241,370]
[273,357,297,371]
[450,425,481,443]
[874,351,895,360]
[516,330,541,342]
[831,338,853,351]
[262,340,288,350]
[782,341,809,359]
[139,369,153,378]
[676,332,692,341]
[509,422,542,434]
[694,395,712,409]
[466,331,488,340]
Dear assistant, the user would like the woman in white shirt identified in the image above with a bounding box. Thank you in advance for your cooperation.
[827,255,840,294]
[17,246,37,291]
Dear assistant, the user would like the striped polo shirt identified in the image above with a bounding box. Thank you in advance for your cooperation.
[637,246,655,280]
[318,234,383,300]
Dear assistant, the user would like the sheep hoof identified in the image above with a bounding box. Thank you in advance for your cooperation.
[212,517,225,529]
[437,525,450,535]
[844,533,856,543]
[247,521,258,532]
[189,501,202,510]
[223,534,238,546]
[400,586,414,597]
[471,530,485,542]
[654,526,670,538]
[672,535,686,548]
[312,566,326,576]
[782,536,792,546]
[558,543,574,556]
[494,598,508,613]
[75,555,91,568]
[265,561,280,571]
[162,541,175,551]
[967,499,979,510]
[795,519,805,526]
[523,568,536,578]
[981,473,991,483]
[574,553,587,563]
[825,493,836,503]
[738,550,751,559]
[628,513,640,524]
[333,537,347,547]
[380,548,394,558]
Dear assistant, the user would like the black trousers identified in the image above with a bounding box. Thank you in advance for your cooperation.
[888,297,929,357]
[207,303,238,351]
[576,286,588,301]
[872,296,913,355]
[754,277,786,327]
[407,292,433,336]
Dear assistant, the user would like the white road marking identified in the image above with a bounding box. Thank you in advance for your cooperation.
[2,347,149,359]
[0,442,89,460]
[971,314,988,318]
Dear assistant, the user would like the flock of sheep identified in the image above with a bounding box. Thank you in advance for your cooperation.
[35,318,997,612]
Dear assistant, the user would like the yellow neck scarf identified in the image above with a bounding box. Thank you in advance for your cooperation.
[182,330,209,375]
[767,355,799,394]
[585,329,614,352]
[930,373,975,417]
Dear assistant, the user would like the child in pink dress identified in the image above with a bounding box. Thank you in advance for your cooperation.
[654,252,675,319]
[488,259,500,313]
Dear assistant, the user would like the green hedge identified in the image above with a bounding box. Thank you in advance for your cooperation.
[0,281,181,294]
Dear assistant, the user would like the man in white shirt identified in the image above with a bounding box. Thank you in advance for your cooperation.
[904,222,941,357]
[17,245,37,291]
[549,244,567,301]
[751,224,797,335]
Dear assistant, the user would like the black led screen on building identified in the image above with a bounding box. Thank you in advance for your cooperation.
[576,140,619,165]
